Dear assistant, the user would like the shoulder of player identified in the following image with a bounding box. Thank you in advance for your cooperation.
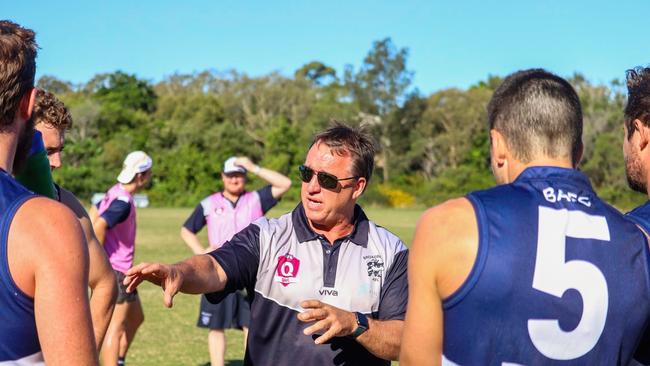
[12,197,86,257]
[412,197,477,262]
[58,187,91,221]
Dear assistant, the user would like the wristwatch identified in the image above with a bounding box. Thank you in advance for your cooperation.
[350,312,369,338]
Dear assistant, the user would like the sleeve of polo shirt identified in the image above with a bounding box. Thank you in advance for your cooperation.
[257,185,279,214]
[205,224,261,303]
[183,203,207,233]
[377,248,409,320]
[100,199,131,229]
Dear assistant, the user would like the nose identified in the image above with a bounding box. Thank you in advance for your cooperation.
[305,173,321,193]
[49,152,62,170]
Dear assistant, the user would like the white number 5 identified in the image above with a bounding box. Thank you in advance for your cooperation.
[528,206,610,360]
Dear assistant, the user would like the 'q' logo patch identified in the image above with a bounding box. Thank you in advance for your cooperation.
[274,254,300,287]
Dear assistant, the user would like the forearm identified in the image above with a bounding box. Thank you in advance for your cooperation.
[175,254,226,294]
[256,166,291,190]
[180,227,206,255]
[238,158,291,196]
[89,278,117,349]
[356,319,403,361]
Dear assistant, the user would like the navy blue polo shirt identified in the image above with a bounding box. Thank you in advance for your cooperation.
[207,203,408,365]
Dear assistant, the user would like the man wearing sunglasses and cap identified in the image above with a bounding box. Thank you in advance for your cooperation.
[125,122,408,365]
[180,156,291,366]
[89,151,153,366]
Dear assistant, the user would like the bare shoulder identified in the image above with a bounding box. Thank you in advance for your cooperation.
[412,197,478,298]
[58,186,91,221]
[414,197,476,249]
[13,196,86,252]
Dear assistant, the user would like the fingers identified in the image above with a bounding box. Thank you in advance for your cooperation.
[297,308,328,322]
[163,284,178,308]
[314,326,339,345]
[123,262,169,292]
[300,299,323,309]
[125,275,145,293]
[162,275,181,308]
[303,319,330,336]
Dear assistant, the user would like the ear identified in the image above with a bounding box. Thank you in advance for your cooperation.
[490,129,508,168]
[635,119,650,152]
[17,87,36,122]
[351,177,367,200]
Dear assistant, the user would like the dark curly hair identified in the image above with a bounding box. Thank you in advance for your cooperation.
[33,89,72,131]
[0,20,38,130]
[625,66,650,139]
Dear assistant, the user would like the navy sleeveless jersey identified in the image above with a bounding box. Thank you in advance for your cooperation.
[628,201,650,235]
[0,170,43,364]
[443,167,650,365]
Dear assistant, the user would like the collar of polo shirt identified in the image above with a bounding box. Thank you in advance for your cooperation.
[291,203,370,247]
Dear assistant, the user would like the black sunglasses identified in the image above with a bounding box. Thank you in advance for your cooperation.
[298,165,359,190]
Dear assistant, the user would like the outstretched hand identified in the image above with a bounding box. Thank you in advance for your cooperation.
[124,262,184,308]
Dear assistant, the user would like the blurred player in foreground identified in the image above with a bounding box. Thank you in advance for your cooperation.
[0,19,98,365]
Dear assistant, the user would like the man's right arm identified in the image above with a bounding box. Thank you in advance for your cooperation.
[125,224,261,307]
[9,197,98,365]
[90,199,130,245]
[400,198,478,366]
[180,204,208,255]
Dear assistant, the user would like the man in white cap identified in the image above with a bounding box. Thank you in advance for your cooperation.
[180,156,291,366]
[89,151,153,366]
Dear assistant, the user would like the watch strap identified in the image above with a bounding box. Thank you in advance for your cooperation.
[351,312,369,338]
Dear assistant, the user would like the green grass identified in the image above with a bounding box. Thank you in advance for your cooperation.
[125,203,423,365]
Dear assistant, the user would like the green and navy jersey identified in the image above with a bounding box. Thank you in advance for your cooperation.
[443,167,650,365]
[207,203,408,365]
[0,169,43,364]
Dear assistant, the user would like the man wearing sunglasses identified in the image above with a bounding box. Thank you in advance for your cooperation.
[180,156,291,366]
[125,123,408,365]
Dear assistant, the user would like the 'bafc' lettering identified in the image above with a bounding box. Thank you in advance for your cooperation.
[542,187,591,207]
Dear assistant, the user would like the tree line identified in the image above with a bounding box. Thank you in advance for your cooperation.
[40,38,645,210]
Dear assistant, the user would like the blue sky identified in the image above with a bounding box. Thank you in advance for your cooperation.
[5,1,649,94]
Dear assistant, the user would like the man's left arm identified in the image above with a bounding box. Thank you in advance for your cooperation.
[234,157,292,199]
[298,247,408,361]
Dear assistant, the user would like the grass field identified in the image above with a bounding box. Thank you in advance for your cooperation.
[124,203,423,365]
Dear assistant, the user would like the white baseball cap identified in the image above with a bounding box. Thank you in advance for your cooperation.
[223,156,246,174]
[117,151,153,184]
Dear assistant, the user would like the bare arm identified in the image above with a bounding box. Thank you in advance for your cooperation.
[10,198,98,365]
[400,198,478,366]
[235,156,292,198]
[90,205,108,245]
[59,188,117,350]
[124,254,227,308]
[180,226,207,255]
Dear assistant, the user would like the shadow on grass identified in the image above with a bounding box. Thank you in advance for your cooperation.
[226,361,244,366]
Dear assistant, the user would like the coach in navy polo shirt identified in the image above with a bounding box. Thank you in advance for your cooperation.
[125,123,408,365]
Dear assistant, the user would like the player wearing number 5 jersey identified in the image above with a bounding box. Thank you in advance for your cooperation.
[400,69,650,365]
